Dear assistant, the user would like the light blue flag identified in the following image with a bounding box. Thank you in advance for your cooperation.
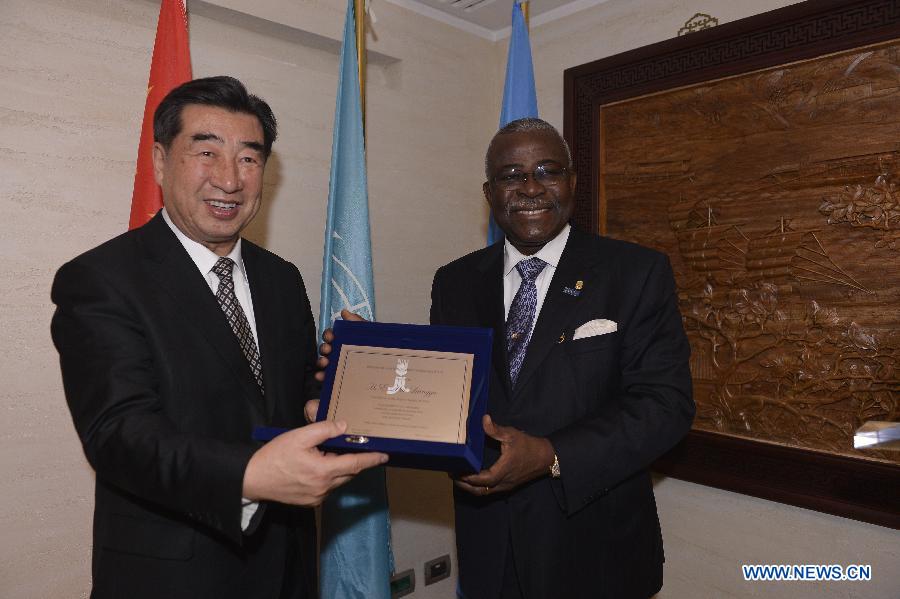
[318,1,393,597]
[488,0,539,245]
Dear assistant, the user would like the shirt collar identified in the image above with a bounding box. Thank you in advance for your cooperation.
[162,208,245,278]
[503,223,571,277]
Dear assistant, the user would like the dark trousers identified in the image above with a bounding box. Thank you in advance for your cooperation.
[499,535,524,599]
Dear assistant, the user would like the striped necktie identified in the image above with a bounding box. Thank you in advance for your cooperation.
[506,257,547,386]
[212,257,265,395]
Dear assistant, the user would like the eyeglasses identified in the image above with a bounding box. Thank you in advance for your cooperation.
[491,165,569,190]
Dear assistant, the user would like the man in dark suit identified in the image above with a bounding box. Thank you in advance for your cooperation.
[51,76,387,599]
[430,118,695,599]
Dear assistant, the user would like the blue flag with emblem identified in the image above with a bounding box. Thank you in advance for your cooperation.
[489,0,539,245]
[318,1,393,597]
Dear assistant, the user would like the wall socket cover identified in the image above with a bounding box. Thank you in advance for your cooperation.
[390,568,415,598]
[423,554,451,586]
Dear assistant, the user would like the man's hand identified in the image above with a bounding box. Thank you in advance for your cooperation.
[242,419,388,507]
[314,309,366,382]
[454,414,555,496]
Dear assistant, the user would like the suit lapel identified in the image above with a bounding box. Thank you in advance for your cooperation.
[138,214,266,417]
[474,245,513,399]
[513,229,608,396]
[242,242,280,420]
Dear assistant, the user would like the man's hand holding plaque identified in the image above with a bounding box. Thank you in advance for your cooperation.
[453,414,555,496]
[314,309,364,383]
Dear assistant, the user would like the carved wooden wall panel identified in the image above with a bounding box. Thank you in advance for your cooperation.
[600,42,900,465]
[564,0,900,528]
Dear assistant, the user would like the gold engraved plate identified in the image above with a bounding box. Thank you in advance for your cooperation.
[326,345,474,444]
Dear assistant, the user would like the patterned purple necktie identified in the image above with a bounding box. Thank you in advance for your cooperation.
[506,257,547,387]
[213,257,265,395]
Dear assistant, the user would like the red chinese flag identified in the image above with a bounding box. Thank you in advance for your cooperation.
[128,0,192,230]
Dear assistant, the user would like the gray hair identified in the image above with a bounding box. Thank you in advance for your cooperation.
[484,117,572,178]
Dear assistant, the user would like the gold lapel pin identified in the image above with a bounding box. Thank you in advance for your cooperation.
[558,333,566,344]
[575,280,584,290]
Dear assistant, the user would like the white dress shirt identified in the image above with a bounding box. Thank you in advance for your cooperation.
[162,208,260,532]
[503,224,571,332]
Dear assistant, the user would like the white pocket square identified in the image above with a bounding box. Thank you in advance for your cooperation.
[572,319,617,340]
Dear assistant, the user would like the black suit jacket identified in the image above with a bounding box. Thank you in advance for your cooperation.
[431,228,695,599]
[51,213,319,599]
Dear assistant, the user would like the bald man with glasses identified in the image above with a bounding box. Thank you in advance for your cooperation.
[430,118,695,599]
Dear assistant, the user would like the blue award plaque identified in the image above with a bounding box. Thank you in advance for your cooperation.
[255,320,492,473]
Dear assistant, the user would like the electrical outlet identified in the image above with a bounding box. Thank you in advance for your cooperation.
[423,554,451,586]
[390,568,415,598]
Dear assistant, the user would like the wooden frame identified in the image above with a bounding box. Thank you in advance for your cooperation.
[564,0,899,529]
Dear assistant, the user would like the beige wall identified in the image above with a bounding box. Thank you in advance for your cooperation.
[1,0,897,598]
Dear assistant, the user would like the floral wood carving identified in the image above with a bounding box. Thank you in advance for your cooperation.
[599,42,900,464]
[819,172,900,249]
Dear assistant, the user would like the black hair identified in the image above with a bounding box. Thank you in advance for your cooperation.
[153,76,277,158]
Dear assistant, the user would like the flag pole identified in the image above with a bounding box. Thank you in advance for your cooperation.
[521,0,529,28]
[355,0,366,130]
[488,0,538,245]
